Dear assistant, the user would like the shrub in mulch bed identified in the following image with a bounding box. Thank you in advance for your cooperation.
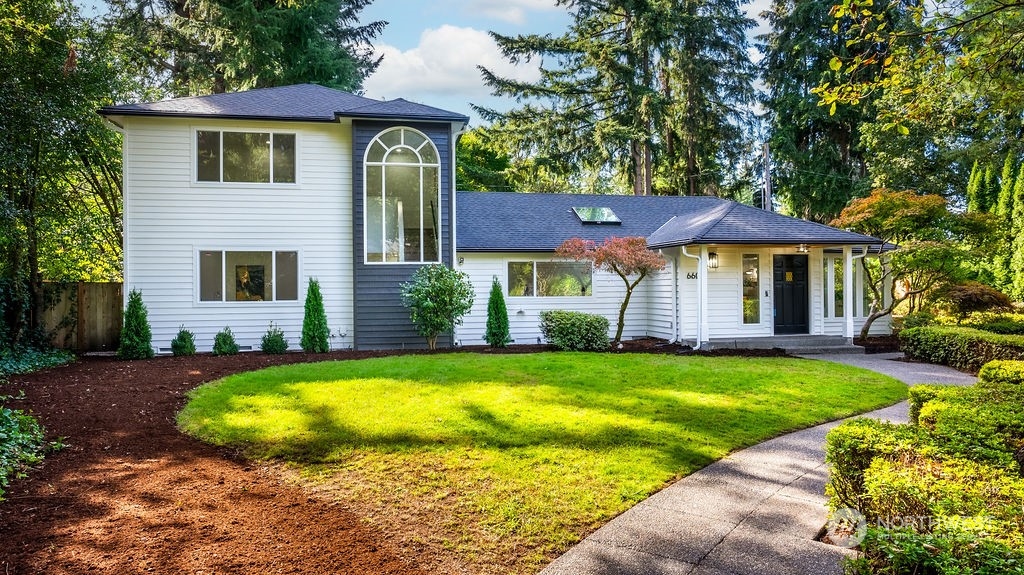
[899,325,1024,372]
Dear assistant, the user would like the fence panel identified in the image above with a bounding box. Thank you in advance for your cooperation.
[42,282,123,352]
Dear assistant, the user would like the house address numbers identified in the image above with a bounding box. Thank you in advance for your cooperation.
[686,272,699,280]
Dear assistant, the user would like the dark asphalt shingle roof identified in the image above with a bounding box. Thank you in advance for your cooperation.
[456,191,882,252]
[99,84,469,123]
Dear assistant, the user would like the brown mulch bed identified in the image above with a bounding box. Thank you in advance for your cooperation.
[0,350,440,575]
[0,339,789,574]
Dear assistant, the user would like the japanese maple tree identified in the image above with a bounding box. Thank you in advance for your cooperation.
[557,236,666,344]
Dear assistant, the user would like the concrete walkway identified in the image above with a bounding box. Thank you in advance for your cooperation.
[540,353,976,575]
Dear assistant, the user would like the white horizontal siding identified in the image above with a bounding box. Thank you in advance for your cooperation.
[455,253,661,346]
[704,248,772,339]
[122,117,354,352]
[645,250,676,340]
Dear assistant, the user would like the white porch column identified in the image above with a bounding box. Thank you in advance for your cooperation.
[699,245,709,349]
[843,245,854,341]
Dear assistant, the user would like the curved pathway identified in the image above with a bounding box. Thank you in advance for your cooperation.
[540,353,976,575]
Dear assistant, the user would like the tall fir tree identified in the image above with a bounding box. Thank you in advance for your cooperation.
[993,153,1018,290]
[477,0,755,196]
[1011,163,1024,299]
[760,0,893,221]
[966,160,985,213]
[106,0,385,96]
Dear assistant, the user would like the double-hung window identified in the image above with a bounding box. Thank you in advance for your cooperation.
[196,130,296,183]
[199,250,298,302]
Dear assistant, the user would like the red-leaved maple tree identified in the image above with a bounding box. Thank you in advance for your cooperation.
[557,236,667,343]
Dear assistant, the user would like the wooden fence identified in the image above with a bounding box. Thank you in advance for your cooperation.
[42,282,123,352]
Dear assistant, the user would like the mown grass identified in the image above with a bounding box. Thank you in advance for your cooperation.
[178,352,906,573]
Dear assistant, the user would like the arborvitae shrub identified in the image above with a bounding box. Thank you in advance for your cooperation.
[301,278,329,353]
[260,322,289,354]
[484,277,511,348]
[170,326,196,356]
[117,289,154,360]
[212,326,239,356]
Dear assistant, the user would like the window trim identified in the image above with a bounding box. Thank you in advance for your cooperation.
[191,127,299,186]
[362,126,442,265]
[195,248,302,304]
[506,259,594,298]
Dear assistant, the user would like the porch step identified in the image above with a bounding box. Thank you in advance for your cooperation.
[705,336,864,355]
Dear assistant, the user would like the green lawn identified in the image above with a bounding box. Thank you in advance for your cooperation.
[178,352,906,573]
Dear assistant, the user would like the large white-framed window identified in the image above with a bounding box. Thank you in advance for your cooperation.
[198,250,299,302]
[507,261,593,297]
[363,127,440,263]
[195,130,296,184]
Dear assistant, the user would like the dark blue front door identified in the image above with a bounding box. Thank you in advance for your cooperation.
[773,255,809,334]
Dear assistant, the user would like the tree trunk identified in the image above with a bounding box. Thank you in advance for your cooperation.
[427,334,437,350]
[615,287,632,343]
[859,309,891,340]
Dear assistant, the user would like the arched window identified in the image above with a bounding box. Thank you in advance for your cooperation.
[364,127,440,263]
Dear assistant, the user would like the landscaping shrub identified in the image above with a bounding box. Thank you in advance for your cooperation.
[899,311,936,331]
[400,264,475,350]
[260,322,289,354]
[300,278,330,353]
[539,310,609,352]
[899,326,1024,372]
[0,395,48,501]
[117,289,154,360]
[933,281,1013,323]
[170,326,196,357]
[936,311,1024,335]
[827,367,1024,575]
[484,277,511,348]
[979,360,1024,387]
[824,418,926,511]
[212,327,239,356]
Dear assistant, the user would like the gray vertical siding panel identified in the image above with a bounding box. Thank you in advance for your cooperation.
[352,120,455,349]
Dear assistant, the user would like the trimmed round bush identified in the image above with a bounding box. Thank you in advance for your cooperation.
[978,360,1024,388]
[539,310,609,351]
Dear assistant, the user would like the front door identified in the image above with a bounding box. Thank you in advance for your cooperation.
[773,255,809,334]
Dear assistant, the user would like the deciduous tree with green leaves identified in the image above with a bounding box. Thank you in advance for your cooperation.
[831,189,995,339]
[400,265,474,351]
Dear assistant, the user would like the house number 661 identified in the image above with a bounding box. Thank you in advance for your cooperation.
[686,272,698,280]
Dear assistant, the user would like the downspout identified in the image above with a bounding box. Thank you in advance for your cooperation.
[450,122,469,346]
[670,253,678,343]
[680,245,702,348]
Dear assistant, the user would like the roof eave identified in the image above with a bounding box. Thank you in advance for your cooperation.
[339,111,470,123]
[96,108,338,122]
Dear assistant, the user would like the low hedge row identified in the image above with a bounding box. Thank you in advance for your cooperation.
[936,312,1024,335]
[899,326,1024,372]
[826,360,1024,574]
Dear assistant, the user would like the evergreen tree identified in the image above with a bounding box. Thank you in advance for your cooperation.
[117,289,153,359]
[760,0,891,221]
[484,277,511,348]
[301,278,330,353]
[993,154,1018,290]
[106,0,385,96]
[477,0,755,196]
[1011,164,1024,299]
[966,160,984,213]
[982,163,999,213]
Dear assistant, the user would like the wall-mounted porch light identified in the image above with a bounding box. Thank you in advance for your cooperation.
[796,244,809,253]
[707,252,719,269]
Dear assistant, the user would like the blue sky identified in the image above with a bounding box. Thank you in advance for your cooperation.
[360,0,773,125]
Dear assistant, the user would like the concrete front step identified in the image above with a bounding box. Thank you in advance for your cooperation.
[706,336,864,355]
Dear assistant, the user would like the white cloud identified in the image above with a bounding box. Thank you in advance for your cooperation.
[362,25,541,101]
[466,0,560,25]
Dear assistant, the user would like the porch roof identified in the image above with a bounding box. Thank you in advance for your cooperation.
[456,191,883,252]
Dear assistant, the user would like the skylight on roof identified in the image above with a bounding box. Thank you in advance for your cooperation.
[572,206,621,224]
